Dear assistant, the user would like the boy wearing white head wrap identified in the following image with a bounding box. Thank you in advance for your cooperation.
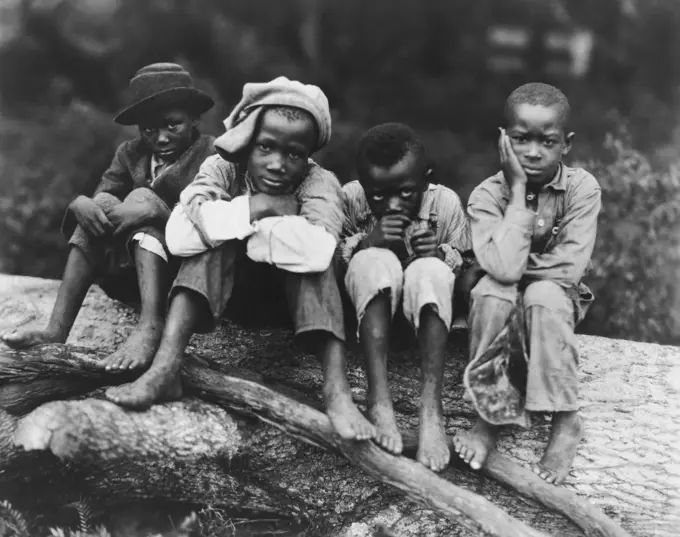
[106,77,377,443]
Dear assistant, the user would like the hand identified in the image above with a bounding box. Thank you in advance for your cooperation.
[105,203,149,237]
[250,193,300,221]
[410,228,438,258]
[362,214,411,250]
[498,128,527,189]
[70,196,113,237]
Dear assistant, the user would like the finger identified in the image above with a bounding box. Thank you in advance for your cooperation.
[412,235,437,246]
[498,128,507,163]
[97,212,114,230]
[411,228,435,240]
[384,215,411,226]
[88,220,104,237]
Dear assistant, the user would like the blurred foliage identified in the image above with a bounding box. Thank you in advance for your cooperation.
[0,0,679,344]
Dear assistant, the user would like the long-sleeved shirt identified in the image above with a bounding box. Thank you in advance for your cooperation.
[467,164,601,287]
[165,154,344,273]
[337,181,472,274]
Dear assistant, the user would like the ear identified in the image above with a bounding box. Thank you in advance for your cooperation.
[562,132,575,156]
[422,164,435,190]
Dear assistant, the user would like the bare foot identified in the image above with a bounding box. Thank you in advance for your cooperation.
[105,368,182,410]
[324,384,376,441]
[102,319,164,371]
[1,329,64,349]
[452,418,498,470]
[417,407,450,472]
[367,402,403,455]
[532,411,583,485]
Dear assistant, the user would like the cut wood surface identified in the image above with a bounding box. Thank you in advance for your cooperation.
[0,274,678,536]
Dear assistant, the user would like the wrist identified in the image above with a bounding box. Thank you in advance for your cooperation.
[249,195,270,222]
[509,183,527,204]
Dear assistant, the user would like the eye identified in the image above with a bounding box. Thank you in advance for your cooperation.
[543,139,557,147]
[167,122,180,132]
[371,194,384,202]
[288,150,304,161]
[400,189,415,199]
[511,134,527,143]
[258,142,272,152]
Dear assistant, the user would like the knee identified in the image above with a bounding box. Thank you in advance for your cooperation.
[523,280,570,312]
[92,192,120,208]
[123,187,158,205]
[345,248,403,294]
[470,274,517,303]
[404,257,453,291]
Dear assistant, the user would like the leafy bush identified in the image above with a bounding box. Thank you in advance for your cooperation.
[577,134,680,344]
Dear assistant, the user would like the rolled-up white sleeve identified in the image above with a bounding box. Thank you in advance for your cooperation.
[246,216,337,273]
[166,195,256,257]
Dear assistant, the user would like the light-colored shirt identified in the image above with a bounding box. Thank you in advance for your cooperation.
[337,181,472,274]
[165,154,343,274]
[467,164,601,287]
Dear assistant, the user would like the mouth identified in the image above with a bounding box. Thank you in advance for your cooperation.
[259,177,289,190]
[156,148,177,158]
[523,167,545,177]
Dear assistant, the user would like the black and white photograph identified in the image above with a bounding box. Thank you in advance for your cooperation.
[0,0,678,536]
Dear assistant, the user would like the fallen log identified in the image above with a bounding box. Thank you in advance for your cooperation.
[0,274,677,536]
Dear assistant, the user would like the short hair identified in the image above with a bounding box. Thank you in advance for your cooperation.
[356,122,426,177]
[504,82,570,129]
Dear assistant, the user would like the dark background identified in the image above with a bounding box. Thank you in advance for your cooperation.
[1,0,679,344]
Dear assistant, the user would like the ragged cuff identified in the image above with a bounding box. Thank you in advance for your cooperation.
[338,232,367,267]
[438,244,464,275]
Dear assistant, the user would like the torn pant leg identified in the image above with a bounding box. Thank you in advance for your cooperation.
[402,257,456,332]
[344,248,404,336]
[468,275,518,361]
[523,280,579,412]
[285,260,346,343]
[169,241,243,333]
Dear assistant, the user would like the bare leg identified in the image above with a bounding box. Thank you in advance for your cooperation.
[2,246,93,349]
[416,306,450,472]
[319,332,376,441]
[103,245,168,371]
[104,288,200,409]
[360,292,402,455]
[452,417,499,470]
[532,410,583,485]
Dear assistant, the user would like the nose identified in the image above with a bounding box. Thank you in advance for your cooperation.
[265,152,285,172]
[387,196,403,214]
[155,129,170,145]
[525,142,541,160]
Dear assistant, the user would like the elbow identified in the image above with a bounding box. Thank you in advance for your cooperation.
[481,262,525,285]
[304,235,336,273]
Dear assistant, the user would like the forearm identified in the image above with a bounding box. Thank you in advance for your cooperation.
[247,216,338,273]
[470,184,534,283]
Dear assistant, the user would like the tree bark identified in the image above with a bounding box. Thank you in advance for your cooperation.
[1,275,677,537]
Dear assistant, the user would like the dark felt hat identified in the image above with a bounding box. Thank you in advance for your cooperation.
[114,63,214,126]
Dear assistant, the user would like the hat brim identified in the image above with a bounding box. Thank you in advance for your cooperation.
[114,87,215,126]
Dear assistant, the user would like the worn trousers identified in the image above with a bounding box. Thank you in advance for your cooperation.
[170,239,345,341]
[469,275,581,412]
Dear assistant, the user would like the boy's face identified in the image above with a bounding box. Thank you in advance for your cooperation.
[506,103,574,184]
[247,109,317,195]
[360,151,430,220]
[138,107,197,162]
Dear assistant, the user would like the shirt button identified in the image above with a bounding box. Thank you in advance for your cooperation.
[537,219,545,227]
[526,193,535,201]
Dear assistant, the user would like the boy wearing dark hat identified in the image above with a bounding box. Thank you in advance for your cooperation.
[105,77,376,443]
[1,63,216,371]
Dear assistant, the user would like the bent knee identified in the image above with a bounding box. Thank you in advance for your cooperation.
[523,280,571,312]
[403,257,453,289]
[346,247,403,293]
[470,274,518,303]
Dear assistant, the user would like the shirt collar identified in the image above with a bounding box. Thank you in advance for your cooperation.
[543,163,567,192]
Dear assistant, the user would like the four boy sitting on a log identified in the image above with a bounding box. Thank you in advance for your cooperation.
[1,62,600,484]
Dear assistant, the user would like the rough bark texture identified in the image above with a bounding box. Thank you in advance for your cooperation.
[0,274,678,536]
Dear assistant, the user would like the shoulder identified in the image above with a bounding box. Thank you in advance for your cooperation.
[342,180,365,200]
[563,165,601,194]
[113,138,142,159]
[469,171,507,206]
[428,183,464,207]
